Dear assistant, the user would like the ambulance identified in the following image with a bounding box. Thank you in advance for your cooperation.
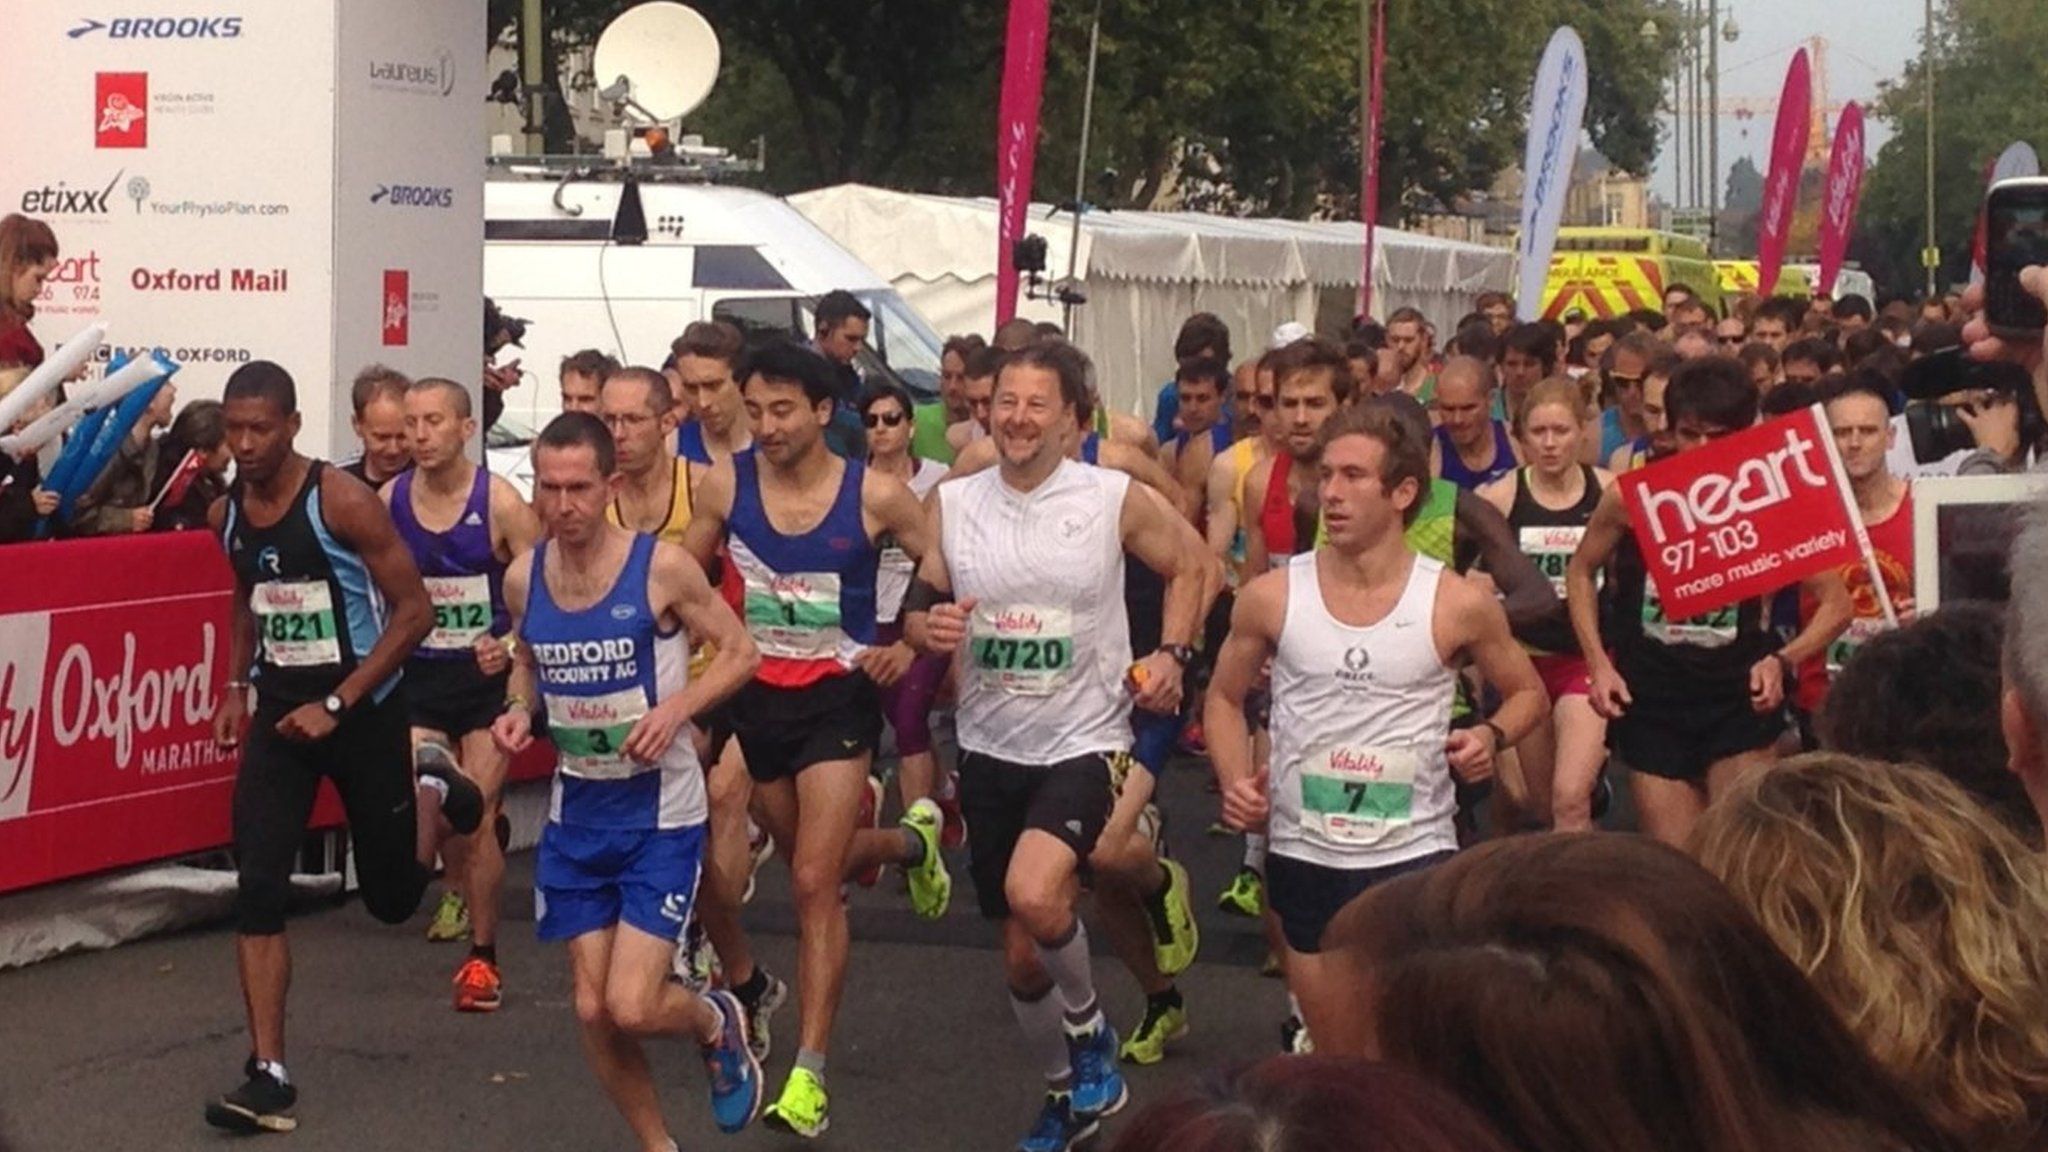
[1540,228,1725,321]
[1714,260,1814,301]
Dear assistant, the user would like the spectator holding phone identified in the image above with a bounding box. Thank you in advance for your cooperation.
[1959,265,2048,473]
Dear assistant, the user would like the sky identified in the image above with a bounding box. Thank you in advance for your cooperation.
[1643,0,1927,206]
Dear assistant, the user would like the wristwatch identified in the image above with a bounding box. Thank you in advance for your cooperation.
[322,693,348,719]
[1160,643,1197,667]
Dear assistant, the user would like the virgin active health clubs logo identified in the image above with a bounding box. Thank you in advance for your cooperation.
[382,270,410,347]
[95,73,147,148]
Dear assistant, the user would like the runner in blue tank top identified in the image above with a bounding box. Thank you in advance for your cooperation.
[683,339,952,1138]
[1431,356,1522,491]
[204,361,485,1136]
[492,412,765,1146]
[383,377,540,1011]
[670,322,753,466]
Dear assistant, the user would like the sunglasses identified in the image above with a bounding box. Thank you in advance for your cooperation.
[1718,334,1746,345]
[1607,373,1644,389]
[863,411,907,428]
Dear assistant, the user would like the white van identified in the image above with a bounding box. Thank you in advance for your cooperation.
[481,171,947,486]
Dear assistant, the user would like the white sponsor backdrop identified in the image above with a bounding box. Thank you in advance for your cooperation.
[0,1,482,459]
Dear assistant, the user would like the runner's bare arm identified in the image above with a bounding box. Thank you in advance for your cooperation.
[1781,570,1852,667]
[629,543,759,762]
[208,496,256,745]
[490,552,540,755]
[1204,570,1283,829]
[1567,485,1628,676]
[1440,574,1548,751]
[939,436,998,484]
[1241,456,1277,574]
[1108,411,1160,456]
[322,470,433,709]
[679,457,735,571]
[1454,488,1564,647]
[1125,481,1222,648]
[863,469,931,562]
[903,494,959,656]
[1475,472,1516,519]
[1103,439,1194,520]
[488,473,542,562]
[1204,449,1242,562]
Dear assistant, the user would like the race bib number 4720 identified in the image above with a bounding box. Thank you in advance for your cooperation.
[970,604,1074,696]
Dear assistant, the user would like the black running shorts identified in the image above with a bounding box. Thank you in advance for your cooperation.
[732,672,883,784]
[1266,848,1455,955]
[958,749,1129,920]
[403,658,510,739]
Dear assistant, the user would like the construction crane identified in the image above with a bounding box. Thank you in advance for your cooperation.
[1716,36,1845,169]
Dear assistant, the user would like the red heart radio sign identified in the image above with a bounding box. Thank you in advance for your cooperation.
[1619,406,1866,620]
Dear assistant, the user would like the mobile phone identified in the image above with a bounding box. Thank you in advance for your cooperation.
[1985,177,2048,340]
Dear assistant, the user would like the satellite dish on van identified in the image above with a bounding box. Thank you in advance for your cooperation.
[592,2,721,123]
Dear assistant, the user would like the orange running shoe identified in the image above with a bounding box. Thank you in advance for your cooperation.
[453,955,503,1013]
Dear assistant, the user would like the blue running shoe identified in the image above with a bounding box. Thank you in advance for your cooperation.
[699,989,763,1133]
[1064,1016,1129,1120]
[1017,1090,1097,1152]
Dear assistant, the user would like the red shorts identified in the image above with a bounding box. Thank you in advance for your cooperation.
[1533,653,1592,700]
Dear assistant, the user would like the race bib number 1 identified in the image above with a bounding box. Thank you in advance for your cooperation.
[743,570,846,660]
[423,574,492,651]
[547,688,648,777]
[251,579,342,668]
[1298,744,1421,847]
[970,604,1075,696]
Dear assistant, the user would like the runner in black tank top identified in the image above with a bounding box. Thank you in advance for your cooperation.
[203,362,483,1136]
[1562,356,1849,849]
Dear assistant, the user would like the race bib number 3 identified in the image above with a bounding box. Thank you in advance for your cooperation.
[970,604,1075,696]
[1298,744,1421,847]
[423,574,492,651]
[251,579,342,668]
[546,688,648,777]
[743,570,845,660]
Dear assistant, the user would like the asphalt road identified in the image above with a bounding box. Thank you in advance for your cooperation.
[0,755,1295,1152]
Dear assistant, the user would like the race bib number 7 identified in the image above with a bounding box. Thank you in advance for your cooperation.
[970,604,1074,696]
[1299,744,1421,848]
[423,574,492,651]
[251,579,341,668]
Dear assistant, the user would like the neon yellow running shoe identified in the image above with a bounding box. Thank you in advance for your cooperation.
[762,1067,829,1139]
[1117,998,1188,1065]
[1149,858,1199,977]
[902,798,952,920]
[425,891,469,943]
[1216,866,1265,918]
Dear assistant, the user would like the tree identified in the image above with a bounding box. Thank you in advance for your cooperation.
[1855,0,2048,300]
[491,0,1676,224]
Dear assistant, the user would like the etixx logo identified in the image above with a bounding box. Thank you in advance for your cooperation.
[370,183,453,209]
[18,172,121,216]
[68,16,243,40]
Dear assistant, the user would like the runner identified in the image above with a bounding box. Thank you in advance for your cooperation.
[1565,355,1852,847]
[340,364,413,487]
[1244,339,1353,573]
[1206,400,1545,1051]
[559,349,619,417]
[1792,372,1915,740]
[671,322,753,465]
[204,361,486,1133]
[1477,378,1613,830]
[862,381,956,831]
[1163,356,1233,524]
[385,377,541,1009]
[1385,308,1439,406]
[1605,346,1679,473]
[912,334,984,466]
[683,339,953,1139]
[599,363,788,1060]
[1595,332,1657,465]
[907,338,1211,1151]
[1432,357,1520,491]
[946,344,1002,455]
[490,412,765,1151]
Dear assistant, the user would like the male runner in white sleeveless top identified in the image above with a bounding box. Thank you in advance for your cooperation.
[1206,401,1546,1057]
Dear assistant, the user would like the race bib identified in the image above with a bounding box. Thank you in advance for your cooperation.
[1298,744,1422,847]
[1519,525,1592,597]
[1642,588,1739,648]
[547,688,648,777]
[875,545,915,623]
[743,570,846,660]
[423,574,492,651]
[251,579,341,668]
[969,604,1075,696]
[1826,616,1892,676]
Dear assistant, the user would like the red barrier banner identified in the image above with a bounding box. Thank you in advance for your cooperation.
[993,0,1052,325]
[0,532,553,894]
[1756,48,1812,298]
[1816,102,1866,297]
[1619,406,1865,620]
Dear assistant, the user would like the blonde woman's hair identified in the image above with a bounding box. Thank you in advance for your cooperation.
[1512,375,1589,438]
[1693,752,2048,1151]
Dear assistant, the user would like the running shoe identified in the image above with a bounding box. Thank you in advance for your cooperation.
[1281,1013,1314,1055]
[203,1059,298,1134]
[937,769,967,850]
[699,989,764,1134]
[1064,1017,1128,1119]
[674,919,719,993]
[762,1066,829,1139]
[745,820,773,905]
[1216,866,1265,918]
[742,970,790,1063]
[415,743,484,835]
[1017,1090,1097,1152]
[1178,715,1207,756]
[425,890,470,942]
[453,955,503,1012]
[1149,858,1200,977]
[853,775,885,888]
[1117,998,1189,1065]
[901,798,952,920]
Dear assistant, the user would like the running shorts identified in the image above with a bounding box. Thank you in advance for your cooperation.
[958,749,1131,920]
[731,671,883,783]
[403,658,510,738]
[535,822,705,943]
[1267,848,1455,954]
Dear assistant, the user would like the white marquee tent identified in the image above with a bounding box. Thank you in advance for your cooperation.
[789,183,1513,419]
